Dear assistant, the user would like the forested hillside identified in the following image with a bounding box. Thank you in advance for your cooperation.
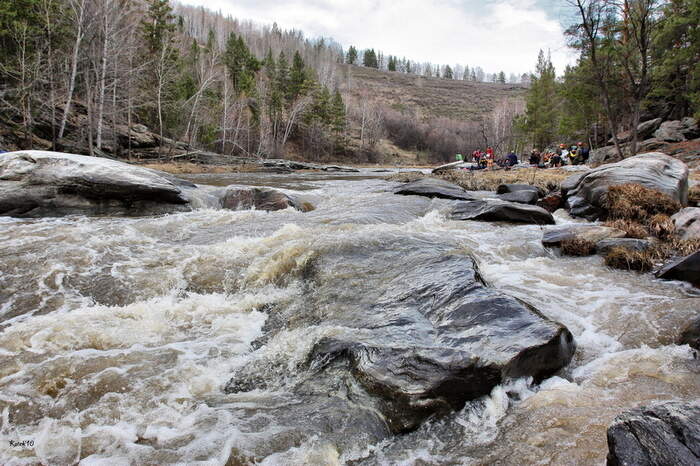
[517,0,700,161]
[0,0,527,165]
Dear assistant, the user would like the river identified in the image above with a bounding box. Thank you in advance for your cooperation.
[0,170,698,465]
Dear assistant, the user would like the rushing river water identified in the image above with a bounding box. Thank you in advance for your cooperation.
[0,170,698,465]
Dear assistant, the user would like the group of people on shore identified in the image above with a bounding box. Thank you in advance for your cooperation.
[456,142,590,170]
[527,143,590,168]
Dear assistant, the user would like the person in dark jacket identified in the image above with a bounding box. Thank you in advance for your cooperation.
[506,151,518,167]
[577,142,590,164]
[529,149,541,166]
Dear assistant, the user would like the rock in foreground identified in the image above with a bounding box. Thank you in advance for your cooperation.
[452,199,555,225]
[607,402,700,466]
[307,254,575,433]
[564,152,689,220]
[678,316,700,350]
[394,178,476,201]
[0,150,219,217]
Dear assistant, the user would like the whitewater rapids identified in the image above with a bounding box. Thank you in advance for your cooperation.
[0,170,697,465]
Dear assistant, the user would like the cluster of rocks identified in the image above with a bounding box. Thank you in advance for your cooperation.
[0,151,313,217]
[591,117,700,167]
[395,179,557,225]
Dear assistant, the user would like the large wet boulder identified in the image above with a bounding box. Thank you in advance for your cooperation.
[394,178,476,201]
[221,187,313,212]
[0,150,218,217]
[305,254,575,433]
[452,199,555,225]
[564,152,689,220]
[542,225,627,248]
[678,316,700,350]
[606,401,700,466]
[672,207,700,240]
[656,251,700,287]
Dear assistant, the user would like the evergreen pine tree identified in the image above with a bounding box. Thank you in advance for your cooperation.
[444,65,453,79]
[289,51,308,100]
[522,50,558,149]
[346,45,358,65]
[497,71,506,84]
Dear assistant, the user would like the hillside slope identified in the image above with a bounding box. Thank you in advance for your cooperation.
[339,64,527,121]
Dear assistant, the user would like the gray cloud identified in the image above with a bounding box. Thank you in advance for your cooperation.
[180,0,577,74]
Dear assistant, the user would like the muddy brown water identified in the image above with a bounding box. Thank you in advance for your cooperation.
[0,170,698,465]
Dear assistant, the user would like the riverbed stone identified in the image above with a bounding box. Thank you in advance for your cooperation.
[305,253,576,433]
[656,251,700,287]
[497,190,538,205]
[221,187,312,212]
[542,225,627,248]
[654,120,687,142]
[496,183,544,197]
[452,199,554,225]
[606,402,700,466]
[394,178,476,201]
[0,150,218,217]
[564,152,689,220]
[672,207,700,240]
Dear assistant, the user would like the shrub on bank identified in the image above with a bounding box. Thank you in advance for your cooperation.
[605,184,681,221]
[604,219,649,239]
[560,238,597,256]
[604,247,655,272]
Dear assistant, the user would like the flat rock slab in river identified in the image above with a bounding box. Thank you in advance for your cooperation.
[607,402,700,466]
[306,254,575,433]
[542,225,627,248]
[496,183,544,198]
[452,199,555,225]
[564,152,689,220]
[0,150,218,217]
[394,178,476,201]
[656,251,700,287]
[497,190,539,205]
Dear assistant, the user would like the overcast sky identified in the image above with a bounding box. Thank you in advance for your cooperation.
[179,0,577,75]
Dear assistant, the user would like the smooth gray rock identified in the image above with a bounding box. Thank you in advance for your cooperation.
[306,254,575,433]
[496,183,544,197]
[564,152,689,220]
[596,238,653,255]
[672,207,700,240]
[394,178,476,201]
[681,117,699,139]
[542,225,627,248]
[654,120,687,142]
[0,150,219,217]
[656,251,700,287]
[452,199,554,225]
[607,402,700,466]
[221,187,313,212]
[497,190,538,205]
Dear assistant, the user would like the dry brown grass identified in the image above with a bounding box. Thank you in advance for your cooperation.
[690,185,700,206]
[605,184,681,221]
[560,238,597,257]
[604,219,650,239]
[604,247,655,272]
[648,214,676,240]
[140,162,259,174]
